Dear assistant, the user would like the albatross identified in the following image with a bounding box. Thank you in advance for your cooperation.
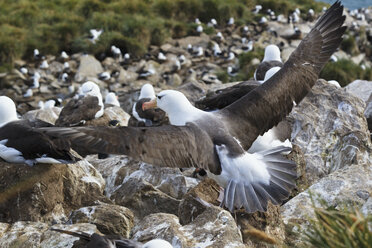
[254,44,283,81]
[43,1,346,213]
[0,96,80,165]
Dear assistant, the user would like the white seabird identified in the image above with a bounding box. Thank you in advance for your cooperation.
[105,92,120,107]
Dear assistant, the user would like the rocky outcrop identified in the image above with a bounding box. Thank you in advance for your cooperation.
[288,79,371,185]
[74,55,104,82]
[132,206,245,248]
[0,222,99,248]
[67,202,134,238]
[0,160,106,223]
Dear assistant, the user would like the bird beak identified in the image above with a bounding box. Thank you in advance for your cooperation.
[142,99,157,111]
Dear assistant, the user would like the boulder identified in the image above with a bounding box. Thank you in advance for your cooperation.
[0,222,99,248]
[344,79,372,103]
[132,206,245,248]
[74,55,103,82]
[67,202,134,238]
[281,161,372,246]
[0,160,106,223]
[111,177,180,220]
[288,79,371,185]
[23,107,62,125]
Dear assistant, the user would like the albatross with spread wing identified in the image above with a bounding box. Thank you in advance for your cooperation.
[43,1,346,213]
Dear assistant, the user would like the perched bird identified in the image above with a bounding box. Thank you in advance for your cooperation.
[157,52,167,62]
[39,60,49,69]
[105,92,120,107]
[55,81,104,127]
[33,49,45,60]
[258,67,281,84]
[195,18,201,24]
[44,2,346,213]
[252,5,262,14]
[89,29,103,44]
[51,228,172,248]
[254,44,283,81]
[111,45,122,59]
[98,72,111,81]
[227,66,239,77]
[31,72,41,89]
[208,18,217,27]
[227,17,234,26]
[20,67,28,75]
[130,84,167,127]
[23,89,33,98]
[196,25,203,34]
[61,51,69,60]
[0,96,79,165]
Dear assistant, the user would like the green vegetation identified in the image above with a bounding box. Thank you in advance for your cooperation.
[320,59,372,87]
[238,47,265,80]
[304,204,372,248]
[0,0,326,72]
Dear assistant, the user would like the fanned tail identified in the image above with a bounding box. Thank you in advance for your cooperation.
[221,146,297,213]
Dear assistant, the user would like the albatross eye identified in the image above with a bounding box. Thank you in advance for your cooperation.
[157,95,163,100]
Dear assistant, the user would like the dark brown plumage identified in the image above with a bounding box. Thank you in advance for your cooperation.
[254,61,283,81]
[129,98,168,127]
[55,96,102,127]
[0,119,79,164]
[195,80,260,110]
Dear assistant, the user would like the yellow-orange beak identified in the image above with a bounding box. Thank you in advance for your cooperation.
[142,99,157,111]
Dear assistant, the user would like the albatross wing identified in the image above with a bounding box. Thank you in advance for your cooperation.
[43,123,221,173]
[221,1,346,150]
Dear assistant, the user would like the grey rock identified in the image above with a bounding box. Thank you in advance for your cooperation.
[75,55,104,82]
[281,161,372,246]
[103,106,131,127]
[112,177,180,220]
[132,206,245,248]
[289,79,371,184]
[344,79,372,103]
[23,107,62,125]
[0,222,99,248]
[68,202,134,238]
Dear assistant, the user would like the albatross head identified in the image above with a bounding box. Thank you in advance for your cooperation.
[139,83,155,99]
[143,90,201,126]
[0,96,19,126]
[263,44,282,62]
[80,81,101,99]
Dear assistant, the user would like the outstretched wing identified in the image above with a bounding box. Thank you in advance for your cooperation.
[195,80,260,110]
[221,1,346,150]
[42,124,221,173]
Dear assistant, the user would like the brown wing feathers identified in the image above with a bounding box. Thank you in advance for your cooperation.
[43,124,220,173]
[222,1,346,150]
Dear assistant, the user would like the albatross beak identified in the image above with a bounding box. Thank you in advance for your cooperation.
[142,99,157,111]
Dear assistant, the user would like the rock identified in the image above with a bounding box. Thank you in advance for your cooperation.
[181,206,245,248]
[0,222,99,248]
[67,202,134,238]
[0,160,106,223]
[176,34,210,49]
[89,156,198,200]
[344,79,372,103]
[281,161,372,246]
[132,206,245,248]
[112,177,180,220]
[23,107,62,125]
[178,178,220,225]
[74,55,104,82]
[48,61,64,75]
[351,53,365,65]
[288,79,371,184]
[365,98,372,132]
[103,106,131,126]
